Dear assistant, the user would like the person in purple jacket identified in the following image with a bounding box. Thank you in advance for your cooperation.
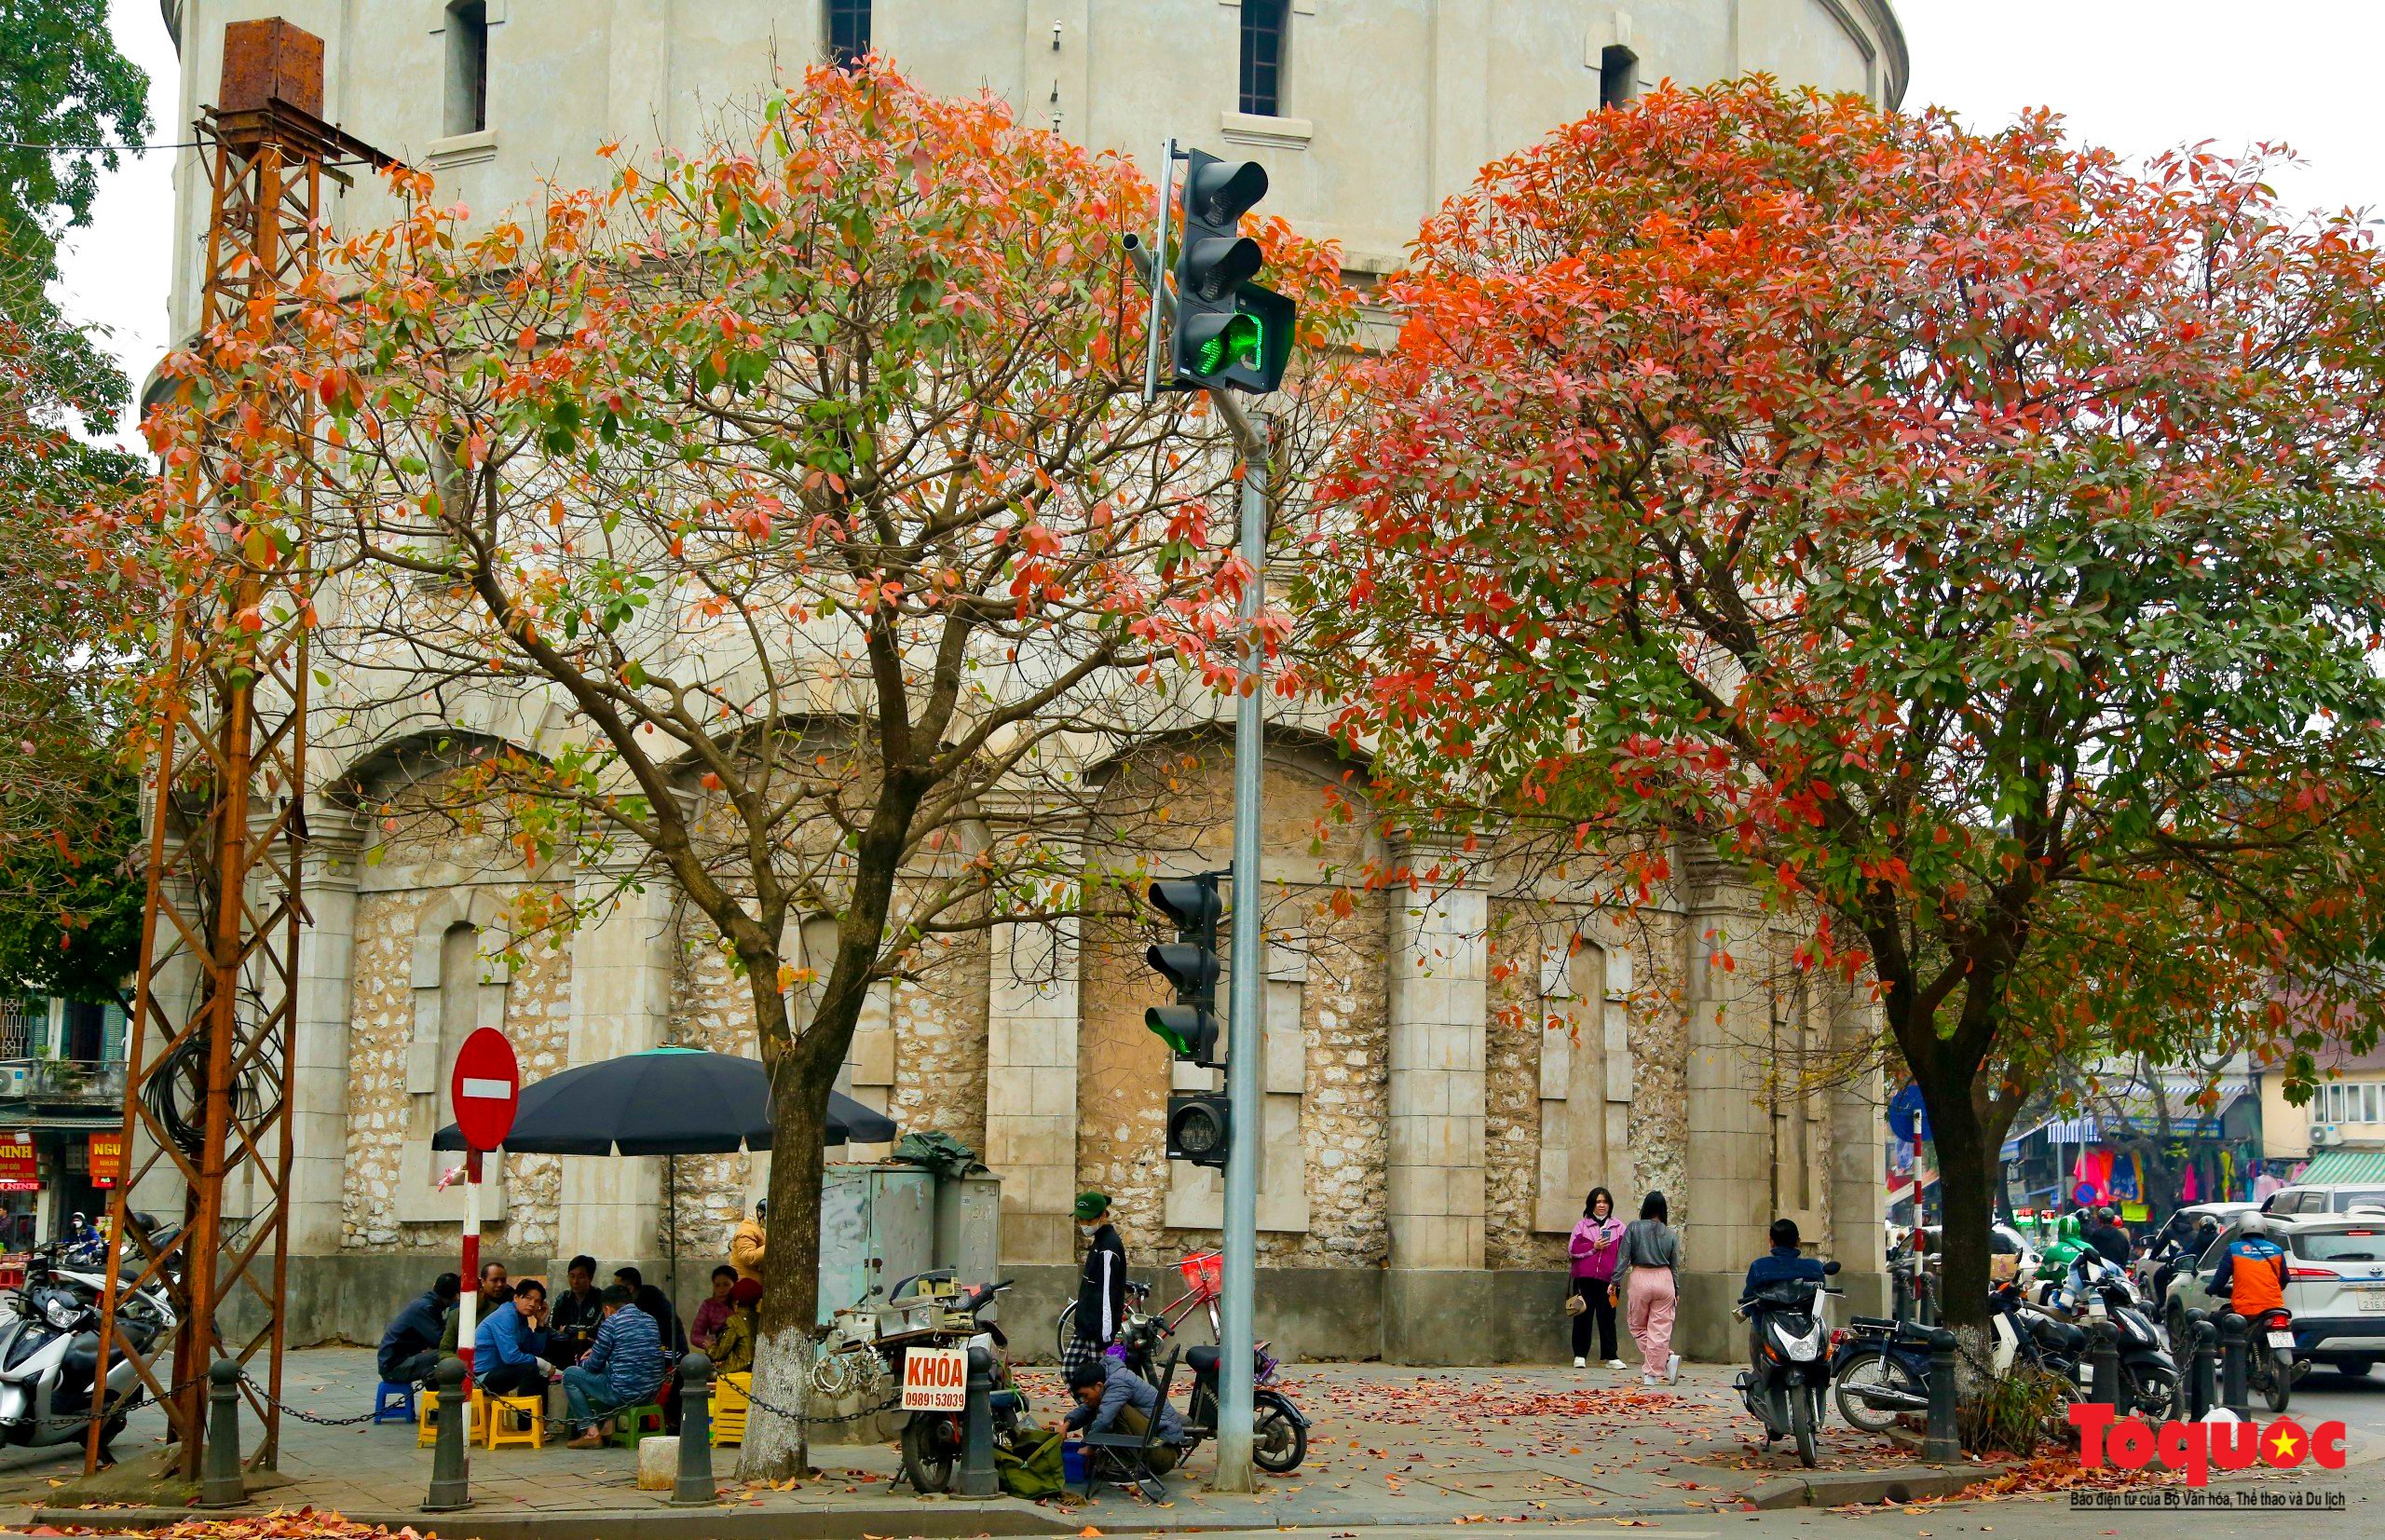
[1568,1186,1625,1370]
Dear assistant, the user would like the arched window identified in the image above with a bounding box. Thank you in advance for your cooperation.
[437,921,481,1083]
[1239,0,1288,117]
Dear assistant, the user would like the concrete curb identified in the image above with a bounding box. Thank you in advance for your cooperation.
[33,1501,1083,1540]
[34,1468,2002,1540]
[1742,1462,2007,1509]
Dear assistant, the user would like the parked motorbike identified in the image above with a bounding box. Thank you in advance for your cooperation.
[0,1282,150,1462]
[1989,1281,2089,1392]
[1115,1309,1309,1474]
[28,1244,179,1341]
[878,1274,1027,1494]
[2063,1254,2176,1418]
[2242,1305,2308,1413]
[1733,1260,1843,1468]
[1830,1312,1936,1434]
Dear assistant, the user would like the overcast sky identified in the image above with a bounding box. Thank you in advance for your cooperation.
[52,0,2385,444]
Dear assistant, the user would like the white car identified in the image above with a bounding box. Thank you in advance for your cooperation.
[2165,1212,2385,1377]
[2260,1183,2385,1219]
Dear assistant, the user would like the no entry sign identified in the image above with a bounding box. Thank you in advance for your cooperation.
[450,1028,520,1152]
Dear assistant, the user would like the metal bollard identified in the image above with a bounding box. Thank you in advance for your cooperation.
[2186,1310,2217,1419]
[198,1358,244,1508]
[2217,1313,2250,1419]
[673,1352,716,1506]
[1891,1261,1912,1324]
[2087,1320,2121,1407]
[959,1345,998,1497]
[424,1356,471,1512]
[1922,1328,1960,1464]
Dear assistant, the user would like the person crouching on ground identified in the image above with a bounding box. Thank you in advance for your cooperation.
[565,1284,666,1448]
[1064,1356,1187,1473]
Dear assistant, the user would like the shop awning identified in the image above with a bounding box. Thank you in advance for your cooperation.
[2297,1150,2385,1184]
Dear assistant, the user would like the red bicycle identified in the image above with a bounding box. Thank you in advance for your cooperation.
[1052,1249,1222,1359]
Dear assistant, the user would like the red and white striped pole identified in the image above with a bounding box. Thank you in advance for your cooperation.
[458,1148,483,1443]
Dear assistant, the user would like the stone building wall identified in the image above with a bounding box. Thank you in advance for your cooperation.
[337,779,568,1256]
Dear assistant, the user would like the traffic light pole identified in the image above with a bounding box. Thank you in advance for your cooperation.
[1213,399,1269,1493]
[1121,225,1270,1494]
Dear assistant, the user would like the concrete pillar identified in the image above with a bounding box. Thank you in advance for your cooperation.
[984,835,1082,1266]
[555,865,674,1258]
[289,809,364,1254]
[1383,842,1487,1270]
[1680,842,1771,1355]
[1428,0,1491,206]
[1826,974,1889,1315]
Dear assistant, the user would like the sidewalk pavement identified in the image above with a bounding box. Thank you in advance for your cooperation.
[2,1347,1991,1538]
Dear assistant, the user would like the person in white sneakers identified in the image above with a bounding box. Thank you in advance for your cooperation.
[1567,1187,1626,1370]
[1609,1191,1683,1386]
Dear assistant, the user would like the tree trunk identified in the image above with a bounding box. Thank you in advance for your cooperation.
[738,1057,832,1480]
[1914,1065,2000,1394]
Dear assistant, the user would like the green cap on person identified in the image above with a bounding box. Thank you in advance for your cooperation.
[1073,1192,1111,1221]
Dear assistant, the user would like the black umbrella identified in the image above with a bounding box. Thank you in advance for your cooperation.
[431,1046,896,1154]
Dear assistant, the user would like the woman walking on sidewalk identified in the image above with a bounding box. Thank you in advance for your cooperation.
[1568,1187,1625,1369]
[1610,1190,1682,1387]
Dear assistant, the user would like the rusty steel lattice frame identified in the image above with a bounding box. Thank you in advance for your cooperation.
[89,95,385,1481]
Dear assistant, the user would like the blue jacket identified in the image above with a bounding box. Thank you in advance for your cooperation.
[1742,1247,1827,1302]
[473,1301,549,1382]
[582,1304,666,1402]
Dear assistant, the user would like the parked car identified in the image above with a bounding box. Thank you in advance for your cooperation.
[2165,1212,2385,1378]
[2260,1183,2385,1219]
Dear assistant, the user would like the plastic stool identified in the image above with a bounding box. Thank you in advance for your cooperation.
[711,1371,751,1446]
[417,1386,486,1448]
[606,1402,667,1447]
[373,1381,418,1424]
[485,1391,547,1450]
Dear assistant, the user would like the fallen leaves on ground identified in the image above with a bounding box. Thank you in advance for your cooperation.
[35,1508,424,1539]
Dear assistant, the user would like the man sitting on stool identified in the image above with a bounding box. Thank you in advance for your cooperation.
[1064,1356,1187,1474]
[565,1284,665,1448]
[377,1272,459,1386]
[475,1278,555,1397]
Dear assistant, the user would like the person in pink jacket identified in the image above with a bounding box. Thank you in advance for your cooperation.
[1567,1187,1625,1369]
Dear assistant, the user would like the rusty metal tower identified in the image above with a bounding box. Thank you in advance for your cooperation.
[90,20,388,1480]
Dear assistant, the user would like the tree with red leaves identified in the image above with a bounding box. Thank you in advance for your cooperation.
[1307,80,2385,1373]
[145,64,1348,1477]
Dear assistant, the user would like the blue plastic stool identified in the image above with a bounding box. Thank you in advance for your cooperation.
[373,1380,419,1424]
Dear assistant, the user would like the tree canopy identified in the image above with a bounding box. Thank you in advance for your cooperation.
[1305,80,2385,1356]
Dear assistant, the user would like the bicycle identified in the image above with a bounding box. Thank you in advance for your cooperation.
[1053,1250,1222,1360]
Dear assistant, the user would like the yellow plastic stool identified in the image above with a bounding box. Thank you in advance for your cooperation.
[485,1391,547,1450]
[417,1386,487,1448]
[711,1371,752,1446]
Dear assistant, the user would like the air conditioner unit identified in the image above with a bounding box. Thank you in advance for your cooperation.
[0,1063,24,1099]
[2310,1124,2344,1149]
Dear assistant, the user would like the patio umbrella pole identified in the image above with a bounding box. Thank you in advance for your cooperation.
[665,1152,678,1305]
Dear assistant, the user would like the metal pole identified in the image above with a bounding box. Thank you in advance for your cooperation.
[198,1359,244,1507]
[960,1345,999,1497]
[424,1356,471,1512]
[460,1149,482,1446]
[2217,1312,2249,1418]
[1922,1329,1959,1464]
[1140,139,1177,402]
[1213,402,1270,1494]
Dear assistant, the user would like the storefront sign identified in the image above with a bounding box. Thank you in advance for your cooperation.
[89,1132,123,1189]
[0,1133,35,1192]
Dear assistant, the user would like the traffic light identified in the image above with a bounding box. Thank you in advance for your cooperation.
[1170,149,1297,394]
[1167,1091,1231,1170]
[1146,876,1223,1068]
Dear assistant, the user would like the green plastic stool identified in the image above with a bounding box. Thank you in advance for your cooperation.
[606,1403,667,1448]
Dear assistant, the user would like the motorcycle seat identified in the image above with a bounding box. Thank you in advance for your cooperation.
[1186,1345,1220,1377]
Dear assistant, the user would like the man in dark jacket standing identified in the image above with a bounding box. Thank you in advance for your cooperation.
[378,1273,460,1385]
[1062,1192,1127,1375]
[2086,1207,2133,1269]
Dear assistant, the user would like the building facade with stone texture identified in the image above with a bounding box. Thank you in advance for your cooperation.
[152,0,1903,1360]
